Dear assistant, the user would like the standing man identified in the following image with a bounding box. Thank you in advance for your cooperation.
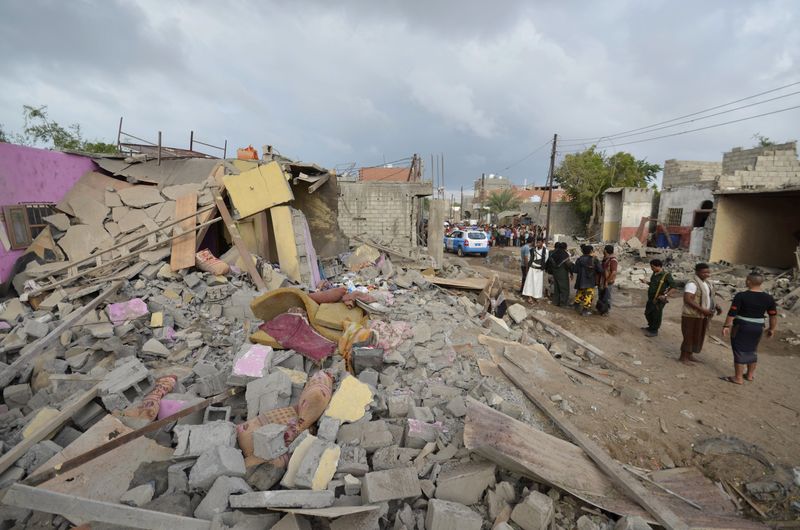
[522,237,548,303]
[680,263,722,365]
[547,242,572,306]
[572,245,603,316]
[721,273,778,384]
[642,259,676,337]
[597,245,618,316]
[519,236,532,293]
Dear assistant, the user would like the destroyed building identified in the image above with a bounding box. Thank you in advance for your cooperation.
[0,136,796,530]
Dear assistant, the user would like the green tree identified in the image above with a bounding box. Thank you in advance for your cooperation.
[486,188,523,215]
[554,146,660,235]
[0,124,8,143]
[752,133,774,147]
[14,105,118,153]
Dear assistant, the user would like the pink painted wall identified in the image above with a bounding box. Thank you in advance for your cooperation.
[0,143,97,283]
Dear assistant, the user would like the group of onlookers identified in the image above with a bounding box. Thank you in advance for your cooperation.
[518,239,779,386]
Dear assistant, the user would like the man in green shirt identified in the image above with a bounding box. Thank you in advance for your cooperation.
[641,259,676,337]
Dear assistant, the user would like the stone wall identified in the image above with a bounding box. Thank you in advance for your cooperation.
[718,142,800,190]
[522,201,585,236]
[337,181,432,249]
[662,159,721,189]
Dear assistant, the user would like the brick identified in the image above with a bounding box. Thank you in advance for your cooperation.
[361,467,421,503]
[425,498,482,530]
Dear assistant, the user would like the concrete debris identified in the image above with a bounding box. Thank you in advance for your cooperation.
[510,490,555,530]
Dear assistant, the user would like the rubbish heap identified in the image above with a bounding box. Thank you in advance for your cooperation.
[0,156,788,530]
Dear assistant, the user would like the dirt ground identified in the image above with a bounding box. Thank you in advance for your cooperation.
[446,248,800,515]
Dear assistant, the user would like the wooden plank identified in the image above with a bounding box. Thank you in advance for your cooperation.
[497,364,690,530]
[214,193,267,291]
[478,335,572,392]
[0,385,99,476]
[422,274,490,290]
[2,484,210,530]
[307,173,330,193]
[527,312,640,378]
[270,205,301,283]
[559,359,616,387]
[170,192,197,271]
[1,281,123,383]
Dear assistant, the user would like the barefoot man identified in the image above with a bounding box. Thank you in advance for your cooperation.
[721,272,778,384]
[680,263,722,365]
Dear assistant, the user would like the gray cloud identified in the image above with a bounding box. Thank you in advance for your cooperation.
[1,0,798,192]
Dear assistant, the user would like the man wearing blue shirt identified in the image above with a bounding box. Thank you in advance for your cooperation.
[519,236,532,293]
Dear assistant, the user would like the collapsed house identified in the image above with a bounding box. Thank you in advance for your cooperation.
[0,139,794,529]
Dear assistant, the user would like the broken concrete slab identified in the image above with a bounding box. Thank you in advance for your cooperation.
[173,421,237,457]
[118,186,165,208]
[106,298,149,325]
[43,213,70,232]
[245,371,292,419]
[119,483,155,507]
[142,338,170,357]
[117,208,151,233]
[510,490,554,530]
[57,224,112,262]
[361,467,421,503]
[507,303,528,324]
[68,194,109,227]
[435,461,496,505]
[229,490,335,509]
[293,438,340,491]
[425,498,482,530]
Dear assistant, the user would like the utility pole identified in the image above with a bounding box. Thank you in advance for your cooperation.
[440,153,445,199]
[481,173,486,224]
[460,186,463,221]
[544,133,558,241]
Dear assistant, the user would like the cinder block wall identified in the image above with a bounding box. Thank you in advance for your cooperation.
[337,181,432,249]
[662,160,721,189]
[718,142,800,190]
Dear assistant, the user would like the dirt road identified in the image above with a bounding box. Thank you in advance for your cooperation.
[446,249,800,485]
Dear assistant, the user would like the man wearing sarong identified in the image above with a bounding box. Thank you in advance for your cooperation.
[547,242,572,307]
[522,237,548,303]
[721,273,777,384]
[680,263,722,365]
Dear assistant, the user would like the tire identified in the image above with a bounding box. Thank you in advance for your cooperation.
[457,247,464,257]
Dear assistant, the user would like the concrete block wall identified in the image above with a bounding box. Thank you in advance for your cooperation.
[718,142,800,190]
[662,160,721,189]
[658,184,715,226]
[337,181,432,249]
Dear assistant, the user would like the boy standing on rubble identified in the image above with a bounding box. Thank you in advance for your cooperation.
[642,259,676,337]
[680,263,722,365]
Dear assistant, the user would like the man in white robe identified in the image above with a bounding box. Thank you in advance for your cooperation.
[523,238,548,302]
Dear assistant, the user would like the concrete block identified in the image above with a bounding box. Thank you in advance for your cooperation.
[98,357,150,396]
[510,490,554,530]
[119,483,155,507]
[73,401,105,430]
[356,368,379,389]
[228,343,273,386]
[403,418,442,449]
[194,475,252,520]
[282,433,317,488]
[343,474,361,495]
[229,490,335,509]
[246,462,285,491]
[173,421,237,457]
[409,406,435,422]
[361,467,421,503]
[203,405,231,423]
[195,372,226,398]
[615,515,653,530]
[293,438,341,491]
[252,423,288,461]
[23,318,49,339]
[352,347,384,374]
[245,371,292,419]
[0,466,25,489]
[445,396,467,418]
[166,461,194,494]
[507,303,528,324]
[18,440,61,473]
[425,498,482,530]
[3,383,32,409]
[435,461,496,505]
[188,446,246,490]
[316,416,340,442]
[387,394,413,417]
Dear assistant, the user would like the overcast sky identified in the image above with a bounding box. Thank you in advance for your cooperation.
[1,0,798,192]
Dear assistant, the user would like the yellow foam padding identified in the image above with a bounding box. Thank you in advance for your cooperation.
[324,375,374,423]
[315,303,365,331]
[249,330,282,349]
[249,287,342,342]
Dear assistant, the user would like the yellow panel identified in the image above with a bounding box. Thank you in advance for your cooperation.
[236,218,259,255]
[224,161,294,218]
[270,205,301,282]
[231,159,260,172]
[602,222,620,242]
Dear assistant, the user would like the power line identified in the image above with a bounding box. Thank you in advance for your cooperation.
[560,80,800,143]
[559,88,800,148]
[501,138,553,171]
[557,103,800,154]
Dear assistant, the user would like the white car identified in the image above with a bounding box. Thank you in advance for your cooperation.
[443,230,490,257]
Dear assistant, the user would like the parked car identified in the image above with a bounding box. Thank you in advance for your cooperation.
[443,230,490,257]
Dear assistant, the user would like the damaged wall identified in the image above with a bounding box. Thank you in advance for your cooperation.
[290,176,350,259]
[709,190,800,268]
[602,187,654,242]
[662,159,721,189]
[718,142,800,191]
[337,181,432,249]
[522,202,585,236]
[0,144,98,283]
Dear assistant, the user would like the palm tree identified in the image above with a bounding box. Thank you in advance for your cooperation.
[486,188,523,214]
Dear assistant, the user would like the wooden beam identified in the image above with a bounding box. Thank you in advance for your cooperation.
[498,364,690,530]
[0,385,100,476]
[527,312,640,378]
[170,192,198,271]
[1,484,211,530]
[1,281,123,383]
[213,193,267,291]
[422,274,489,290]
[307,173,330,193]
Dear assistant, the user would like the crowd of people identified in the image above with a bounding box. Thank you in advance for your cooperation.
[444,223,541,247]
[516,239,779,384]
